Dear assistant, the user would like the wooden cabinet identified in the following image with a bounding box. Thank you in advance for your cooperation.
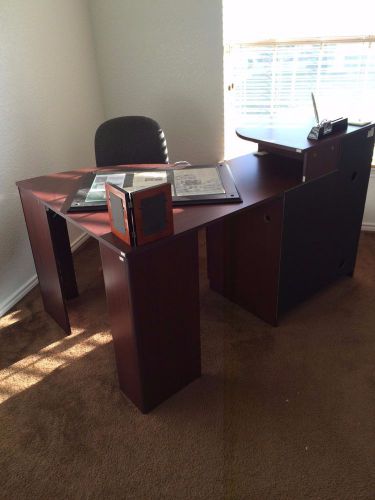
[208,124,375,325]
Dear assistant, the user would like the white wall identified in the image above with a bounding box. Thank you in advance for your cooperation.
[89,0,224,164]
[0,0,104,315]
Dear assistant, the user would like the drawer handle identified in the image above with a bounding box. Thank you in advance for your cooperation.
[351,171,358,181]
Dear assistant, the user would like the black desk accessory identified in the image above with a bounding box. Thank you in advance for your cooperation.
[307,117,348,140]
[307,92,348,140]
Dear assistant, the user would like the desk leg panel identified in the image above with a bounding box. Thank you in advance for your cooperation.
[45,210,78,300]
[100,232,201,413]
[207,198,284,326]
[206,222,226,294]
[18,188,71,334]
[99,243,144,410]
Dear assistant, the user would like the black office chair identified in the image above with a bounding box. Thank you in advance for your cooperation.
[95,116,169,167]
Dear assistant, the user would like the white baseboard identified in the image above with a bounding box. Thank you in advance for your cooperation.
[0,232,90,318]
[70,232,90,253]
[0,274,40,318]
[362,222,375,232]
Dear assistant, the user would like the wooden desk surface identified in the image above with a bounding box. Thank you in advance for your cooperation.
[17,154,302,255]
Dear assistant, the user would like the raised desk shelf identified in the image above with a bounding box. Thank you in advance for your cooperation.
[236,124,374,182]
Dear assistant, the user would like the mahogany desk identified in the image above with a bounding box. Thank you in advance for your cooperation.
[16,124,374,412]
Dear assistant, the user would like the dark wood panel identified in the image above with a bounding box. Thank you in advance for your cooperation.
[46,209,78,300]
[303,138,340,181]
[335,126,375,274]
[279,171,347,313]
[99,242,144,410]
[128,231,201,412]
[207,198,284,325]
[206,222,226,294]
[18,188,71,334]
[100,232,200,413]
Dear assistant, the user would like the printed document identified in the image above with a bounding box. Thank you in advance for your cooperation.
[173,167,225,196]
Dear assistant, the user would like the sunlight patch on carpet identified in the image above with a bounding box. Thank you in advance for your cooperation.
[0,330,111,404]
[0,309,24,328]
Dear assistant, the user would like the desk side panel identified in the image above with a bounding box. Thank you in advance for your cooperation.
[128,232,201,412]
[100,232,201,413]
[207,197,284,325]
[18,188,71,334]
[279,172,343,313]
[279,127,374,313]
[99,243,144,410]
[46,209,78,300]
[336,126,375,273]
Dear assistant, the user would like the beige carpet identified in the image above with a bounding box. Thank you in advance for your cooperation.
[0,231,374,499]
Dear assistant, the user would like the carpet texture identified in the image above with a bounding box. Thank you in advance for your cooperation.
[0,231,374,499]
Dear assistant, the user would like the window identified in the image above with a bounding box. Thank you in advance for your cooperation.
[224,1,375,160]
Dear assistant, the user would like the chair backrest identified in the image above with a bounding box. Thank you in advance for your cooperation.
[95,116,169,167]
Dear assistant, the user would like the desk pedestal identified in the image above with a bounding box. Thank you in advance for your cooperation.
[207,126,374,325]
[100,232,201,413]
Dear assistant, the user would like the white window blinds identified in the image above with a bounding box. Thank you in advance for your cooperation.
[226,38,375,128]
[223,0,375,158]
